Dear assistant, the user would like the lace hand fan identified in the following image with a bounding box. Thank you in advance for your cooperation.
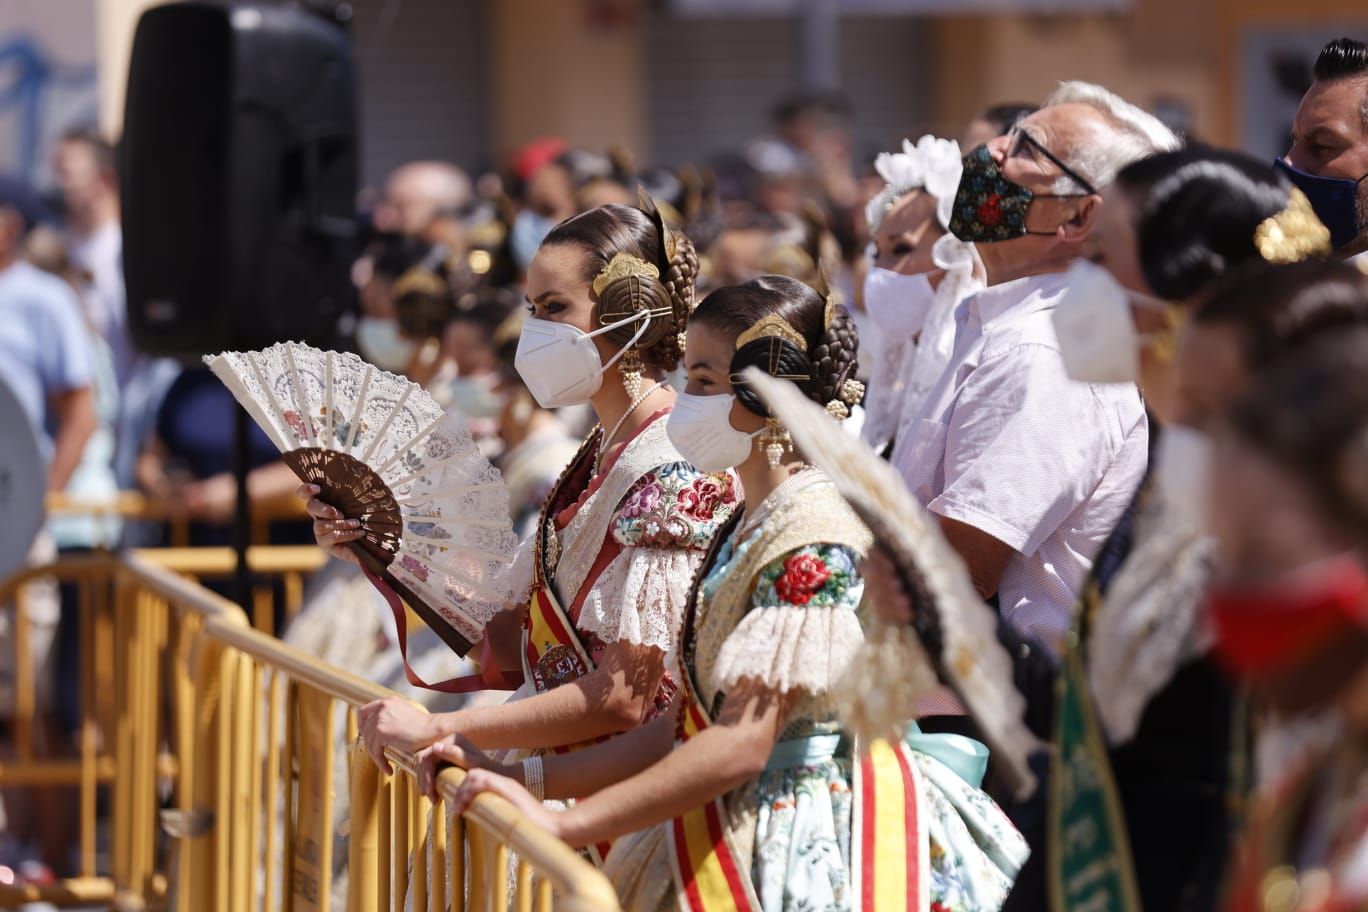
[743,368,1042,797]
[204,342,518,663]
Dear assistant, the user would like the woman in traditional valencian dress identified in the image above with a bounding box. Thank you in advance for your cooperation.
[434,275,1026,911]
[302,199,739,795]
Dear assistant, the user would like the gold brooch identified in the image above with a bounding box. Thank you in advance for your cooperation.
[592,253,660,297]
[734,314,806,351]
[1255,188,1333,264]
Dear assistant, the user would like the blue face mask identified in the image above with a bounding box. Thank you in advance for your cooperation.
[510,210,557,272]
[1274,158,1366,250]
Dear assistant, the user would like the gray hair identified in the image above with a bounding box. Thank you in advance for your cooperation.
[1041,81,1182,193]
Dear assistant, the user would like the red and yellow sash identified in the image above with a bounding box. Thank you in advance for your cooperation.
[520,429,618,864]
[667,696,763,912]
[851,738,928,912]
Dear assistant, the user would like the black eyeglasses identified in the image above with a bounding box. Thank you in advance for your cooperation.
[1006,126,1098,196]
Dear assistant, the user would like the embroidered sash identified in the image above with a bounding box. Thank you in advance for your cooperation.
[1047,580,1143,912]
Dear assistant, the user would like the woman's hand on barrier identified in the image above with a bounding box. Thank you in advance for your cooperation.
[416,734,503,801]
[357,697,444,774]
[860,546,916,626]
[298,483,363,564]
[450,768,562,837]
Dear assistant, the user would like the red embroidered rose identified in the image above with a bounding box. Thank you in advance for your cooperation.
[676,476,731,521]
[931,903,952,912]
[774,552,831,605]
[977,193,1002,227]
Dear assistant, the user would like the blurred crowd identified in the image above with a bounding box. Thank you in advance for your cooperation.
[0,27,1367,912]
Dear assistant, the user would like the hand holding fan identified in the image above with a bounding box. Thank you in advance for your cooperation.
[204,342,519,668]
[743,368,1042,797]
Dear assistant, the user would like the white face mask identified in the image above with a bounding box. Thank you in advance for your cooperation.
[445,374,505,420]
[513,310,652,409]
[356,317,417,373]
[1153,423,1212,534]
[1052,259,1170,384]
[666,392,759,473]
[863,267,936,336]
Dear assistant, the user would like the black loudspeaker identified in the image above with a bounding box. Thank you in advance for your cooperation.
[122,2,357,356]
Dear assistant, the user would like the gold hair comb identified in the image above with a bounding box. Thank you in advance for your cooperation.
[734,314,807,352]
[1255,187,1333,264]
[592,252,660,297]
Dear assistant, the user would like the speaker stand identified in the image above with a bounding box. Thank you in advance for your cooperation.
[233,403,252,610]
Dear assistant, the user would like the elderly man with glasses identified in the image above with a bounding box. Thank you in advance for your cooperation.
[890,81,1180,670]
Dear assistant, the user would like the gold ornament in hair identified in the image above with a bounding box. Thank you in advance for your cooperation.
[592,252,660,297]
[731,316,810,384]
[735,314,806,352]
[1255,187,1333,264]
[813,263,839,329]
[638,187,678,262]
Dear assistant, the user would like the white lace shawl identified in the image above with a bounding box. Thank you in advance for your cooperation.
[1088,490,1215,745]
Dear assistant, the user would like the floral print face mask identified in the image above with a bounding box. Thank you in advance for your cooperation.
[949,142,1094,244]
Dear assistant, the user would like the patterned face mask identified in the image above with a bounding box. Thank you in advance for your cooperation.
[949,140,1095,244]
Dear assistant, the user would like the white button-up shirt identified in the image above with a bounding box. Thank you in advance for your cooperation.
[891,271,1148,653]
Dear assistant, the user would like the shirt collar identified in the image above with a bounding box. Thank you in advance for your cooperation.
[966,270,1070,329]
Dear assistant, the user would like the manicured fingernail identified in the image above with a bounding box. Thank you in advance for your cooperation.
[348,519,361,528]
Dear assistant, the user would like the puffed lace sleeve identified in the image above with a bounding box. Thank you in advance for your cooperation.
[576,462,739,652]
[712,543,866,696]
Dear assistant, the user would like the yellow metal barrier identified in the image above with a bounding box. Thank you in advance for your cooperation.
[0,553,622,911]
[46,491,311,551]
[47,492,321,635]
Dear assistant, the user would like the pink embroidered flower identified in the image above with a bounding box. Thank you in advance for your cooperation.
[675,476,731,522]
[620,478,664,519]
[775,553,831,605]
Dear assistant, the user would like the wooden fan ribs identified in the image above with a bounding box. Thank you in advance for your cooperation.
[282,448,404,565]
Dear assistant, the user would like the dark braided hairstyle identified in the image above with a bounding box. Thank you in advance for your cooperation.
[691,274,861,418]
[540,200,699,372]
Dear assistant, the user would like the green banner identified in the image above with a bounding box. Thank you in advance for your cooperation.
[1049,622,1143,912]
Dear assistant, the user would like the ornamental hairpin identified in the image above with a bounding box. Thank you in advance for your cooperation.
[1255,188,1333,265]
[592,253,660,297]
[734,314,807,352]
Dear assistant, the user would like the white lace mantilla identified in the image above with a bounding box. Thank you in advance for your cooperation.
[577,545,706,653]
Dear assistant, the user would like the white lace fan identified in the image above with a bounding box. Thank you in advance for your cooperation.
[204,342,518,658]
[744,368,1043,797]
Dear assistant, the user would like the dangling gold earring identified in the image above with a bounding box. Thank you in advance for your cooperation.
[619,348,644,398]
[760,418,791,469]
